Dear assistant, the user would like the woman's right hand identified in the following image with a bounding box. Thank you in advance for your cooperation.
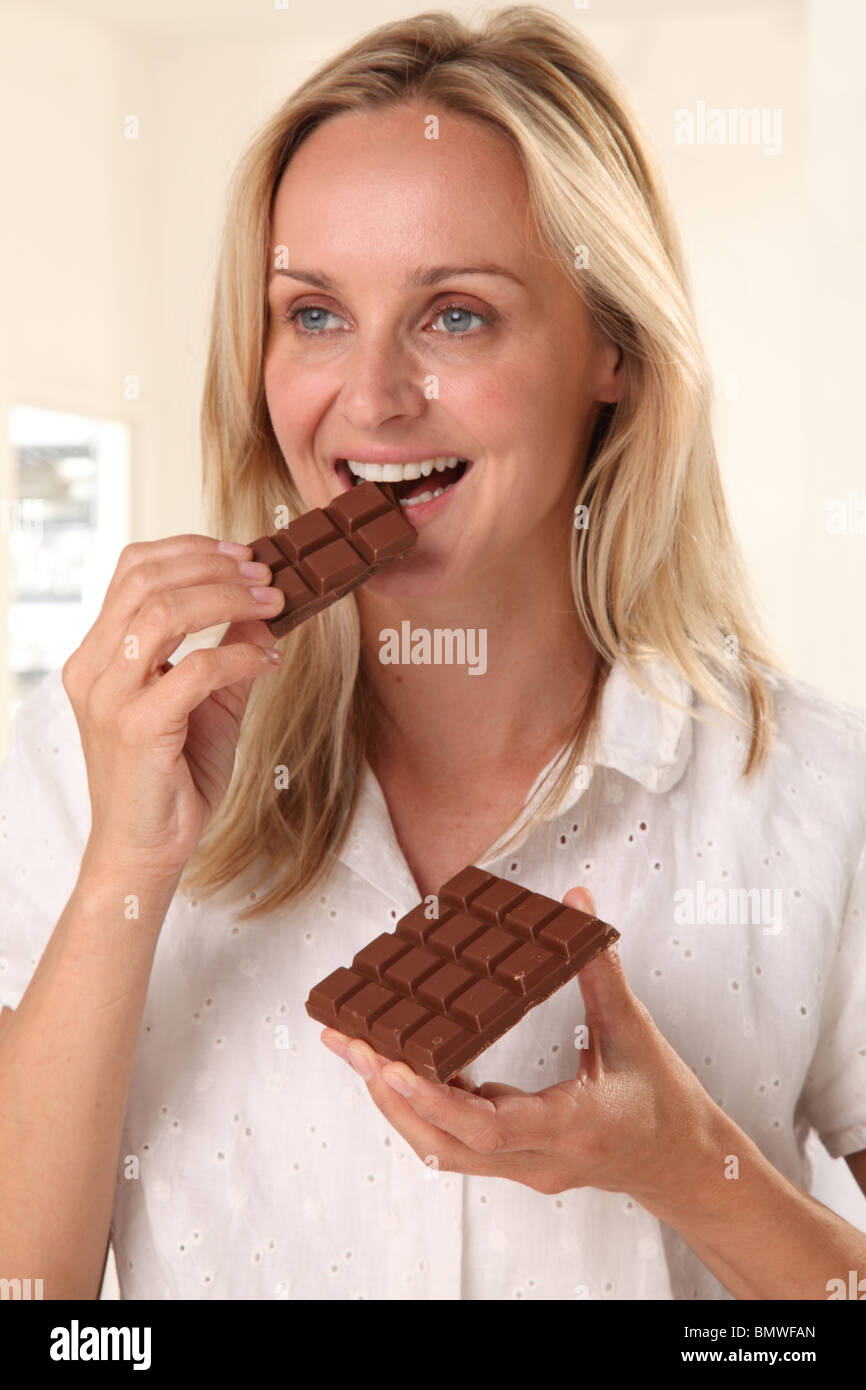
[61,534,287,882]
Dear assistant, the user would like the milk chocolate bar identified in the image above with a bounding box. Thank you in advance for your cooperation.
[306,866,620,1083]
[248,481,416,638]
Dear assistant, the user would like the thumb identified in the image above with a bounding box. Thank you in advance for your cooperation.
[563,886,644,1042]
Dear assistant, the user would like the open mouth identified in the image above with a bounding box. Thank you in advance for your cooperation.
[336,457,471,507]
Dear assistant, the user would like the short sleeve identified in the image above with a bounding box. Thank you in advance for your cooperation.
[800,826,866,1158]
[0,669,90,1013]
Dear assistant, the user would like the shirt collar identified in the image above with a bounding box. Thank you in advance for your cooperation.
[589,652,695,793]
[338,653,694,905]
[480,652,695,858]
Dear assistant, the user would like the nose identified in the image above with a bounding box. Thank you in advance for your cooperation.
[336,330,428,433]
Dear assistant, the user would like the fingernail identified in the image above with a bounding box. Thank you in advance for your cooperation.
[347,1044,372,1080]
[217,540,252,557]
[262,648,283,664]
[382,1067,413,1097]
[238,560,271,580]
[251,586,284,603]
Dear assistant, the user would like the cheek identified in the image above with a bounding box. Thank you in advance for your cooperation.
[443,360,539,448]
[264,351,321,442]
[455,348,562,416]
[263,348,287,425]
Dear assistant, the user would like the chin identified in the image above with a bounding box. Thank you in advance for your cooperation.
[358,547,461,600]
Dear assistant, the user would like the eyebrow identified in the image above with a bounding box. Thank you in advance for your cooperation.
[268,264,525,290]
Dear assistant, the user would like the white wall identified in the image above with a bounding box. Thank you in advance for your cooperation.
[590,3,805,667]
[798,0,866,704]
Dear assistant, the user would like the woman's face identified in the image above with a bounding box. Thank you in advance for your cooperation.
[264,101,621,599]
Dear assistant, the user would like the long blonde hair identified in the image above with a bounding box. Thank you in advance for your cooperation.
[181,5,780,919]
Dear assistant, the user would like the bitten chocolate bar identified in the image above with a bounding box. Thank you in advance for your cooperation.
[247,481,417,638]
[306,866,620,1083]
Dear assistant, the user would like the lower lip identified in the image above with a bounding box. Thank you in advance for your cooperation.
[337,461,473,527]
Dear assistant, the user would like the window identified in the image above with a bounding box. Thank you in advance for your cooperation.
[3,406,129,743]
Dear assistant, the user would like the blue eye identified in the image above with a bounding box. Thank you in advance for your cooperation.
[281,299,490,338]
[432,304,486,335]
[289,305,342,333]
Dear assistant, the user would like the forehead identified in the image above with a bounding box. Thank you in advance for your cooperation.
[270,102,537,268]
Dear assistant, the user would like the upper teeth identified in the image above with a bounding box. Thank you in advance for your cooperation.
[346,456,462,481]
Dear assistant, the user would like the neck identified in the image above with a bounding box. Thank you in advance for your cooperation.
[356,536,597,791]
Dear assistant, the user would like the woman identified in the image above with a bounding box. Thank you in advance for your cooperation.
[1,6,864,1301]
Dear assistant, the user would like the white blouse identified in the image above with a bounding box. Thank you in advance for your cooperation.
[1,654,865,1301]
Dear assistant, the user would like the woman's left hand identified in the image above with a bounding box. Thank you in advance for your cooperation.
[318,887,730,1206]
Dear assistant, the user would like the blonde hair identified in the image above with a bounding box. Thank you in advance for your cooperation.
[181,5,780,919]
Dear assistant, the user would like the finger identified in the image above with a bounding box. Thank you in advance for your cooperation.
[563,885,596,915]
[199,618,288,709]
[81,541,269,673]
[121,641,284,735]
[561,885,645,1038]
[320,1027,351,1060]
[448,1071,480,1094]
[340,1041,490,1169]
[104,534,252,601]
[340,1042,558,1184]
[321,1031,405,1083]
[475,1080,526,1099]
[326,1034,547,1139]
[322,1029,479,1096]
[575,938,646,1035]
[97,582,285,697]
[377,1060,566,1157]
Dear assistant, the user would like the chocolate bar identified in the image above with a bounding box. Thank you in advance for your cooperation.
[248,481,416,638]
[306,865,620,1083]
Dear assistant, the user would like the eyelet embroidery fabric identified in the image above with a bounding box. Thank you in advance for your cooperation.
[1,656,865,1300]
